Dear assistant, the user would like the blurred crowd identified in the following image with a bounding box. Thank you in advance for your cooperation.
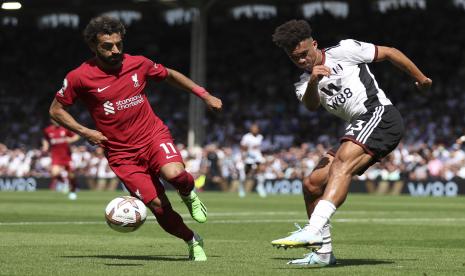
[1,6,465,186]
[2,140,465,191]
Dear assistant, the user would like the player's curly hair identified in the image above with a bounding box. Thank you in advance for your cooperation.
[272,20,313,52]
[83,16,126,46]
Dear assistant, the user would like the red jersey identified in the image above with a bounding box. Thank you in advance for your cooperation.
[55,54,170,161]
[43,125,74,164]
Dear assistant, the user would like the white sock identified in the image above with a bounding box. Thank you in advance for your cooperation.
[316,223,332,254]
[307,200,336,235]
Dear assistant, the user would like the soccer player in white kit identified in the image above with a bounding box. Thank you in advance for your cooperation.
[270,20,432,266]
[240,123,266,197]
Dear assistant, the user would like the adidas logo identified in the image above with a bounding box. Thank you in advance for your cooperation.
[103,101,115,115]
[345,129,355,136]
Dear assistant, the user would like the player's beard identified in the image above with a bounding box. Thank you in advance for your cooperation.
[97,51,123,67]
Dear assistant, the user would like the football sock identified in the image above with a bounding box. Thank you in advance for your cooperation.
[49,176,60,190]
[168,171,194,197]
[69,177,77,193]
[150,204,194,242]
[316,223,333,254]
[307,200,336,235]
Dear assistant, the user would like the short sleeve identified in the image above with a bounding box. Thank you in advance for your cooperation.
[145,58,168,82]
[294,73,310,102]
[55,72,79,106]
[43,128,49,140]
[66,129,76,137]
[240,135,247,146]
[338,39,377,64]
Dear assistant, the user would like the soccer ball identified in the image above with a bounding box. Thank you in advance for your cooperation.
[105,196,147,233]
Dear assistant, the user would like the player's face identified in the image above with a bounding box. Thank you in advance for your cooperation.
[250,125,259,135]
[94,33,124,67]
[288,38,318,71]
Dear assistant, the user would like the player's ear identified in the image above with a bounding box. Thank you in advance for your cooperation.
[312,39,318,49]
[87,42,96,54]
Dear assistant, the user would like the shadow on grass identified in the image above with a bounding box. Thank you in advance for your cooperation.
[63,254,221,262]
[104,263,144,267]
[273,258,400,269]
[63,254,189,262]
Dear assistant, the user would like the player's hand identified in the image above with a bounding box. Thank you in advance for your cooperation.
[310,65,331,83]
[204,94,222,112]
[456,136,465,145]
[415,77,432,93]
[82,129,108,146]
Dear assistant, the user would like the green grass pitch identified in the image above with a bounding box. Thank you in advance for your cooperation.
[1,191,465,275]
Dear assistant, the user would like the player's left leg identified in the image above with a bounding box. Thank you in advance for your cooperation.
[110,161,206,261]
[159,162,207,223]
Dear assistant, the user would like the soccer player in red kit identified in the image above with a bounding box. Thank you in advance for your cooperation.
[42,119,80,200]
[49,16,222,261]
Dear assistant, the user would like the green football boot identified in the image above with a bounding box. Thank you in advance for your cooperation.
[188,233,207,261]
[181,191,207,223]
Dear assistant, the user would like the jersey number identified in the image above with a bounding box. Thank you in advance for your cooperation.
[346,120,365,131]
[160,143,177,155]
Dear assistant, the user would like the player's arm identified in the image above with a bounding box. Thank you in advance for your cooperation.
[375,46,432,92]
[301,66,331,111]
[164,68,222,112]
[41,139,49,152]
[456,136,465,145]
[49,99,108,146]
[67,133,80,144]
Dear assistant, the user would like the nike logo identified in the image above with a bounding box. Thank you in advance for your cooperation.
[166,155,178,159]
[97,85,110,92]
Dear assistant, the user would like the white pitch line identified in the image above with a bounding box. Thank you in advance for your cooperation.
[1,217,465,226]
[196,211,301,217]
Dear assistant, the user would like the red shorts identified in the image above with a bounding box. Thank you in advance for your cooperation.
[51,160,73,171]
[108,135,184,204]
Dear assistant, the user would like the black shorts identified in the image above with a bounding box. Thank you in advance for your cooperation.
[328,105,404,174]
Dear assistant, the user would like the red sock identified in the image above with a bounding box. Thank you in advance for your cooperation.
[150,204,194,242]
[49,176,59,190]
[168,171,194,196]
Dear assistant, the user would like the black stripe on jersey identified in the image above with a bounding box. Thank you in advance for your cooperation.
[359,64,382,109]
[324,44,340,52]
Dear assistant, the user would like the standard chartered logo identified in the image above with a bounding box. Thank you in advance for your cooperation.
[103,94,144,115]
[116,94,144,110]
[103,101,115,115]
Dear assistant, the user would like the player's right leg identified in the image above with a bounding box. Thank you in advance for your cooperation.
[49,164,62,190]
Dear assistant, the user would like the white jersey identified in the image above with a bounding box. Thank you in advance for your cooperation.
[240,132,264,164]
[295,39,392,122]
